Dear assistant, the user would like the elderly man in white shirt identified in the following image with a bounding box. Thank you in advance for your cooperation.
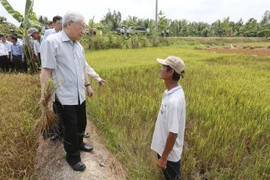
[42,16,105,87]
[151,56,186,180]
[40,11,95,171]
[41,15,105,141]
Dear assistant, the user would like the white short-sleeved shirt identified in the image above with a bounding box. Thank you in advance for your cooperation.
[42,28,56,43]
[1,41,11,52]
[40,31,86,105]
[0,43,8,56]
[151,85,186,162]
[33,40,41,56]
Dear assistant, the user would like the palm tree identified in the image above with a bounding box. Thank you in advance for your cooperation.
[100,9,121,32]
[259,10,270,38]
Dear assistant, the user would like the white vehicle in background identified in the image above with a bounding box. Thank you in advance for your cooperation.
[128,26,147,35]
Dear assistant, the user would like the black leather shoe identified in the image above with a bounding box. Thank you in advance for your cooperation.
[69,162,86,171]
[79,142,93,152]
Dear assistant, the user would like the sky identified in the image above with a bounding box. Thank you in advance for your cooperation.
[0,0,269,27]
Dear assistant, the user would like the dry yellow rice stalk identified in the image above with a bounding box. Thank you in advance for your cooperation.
[35,78,59,139]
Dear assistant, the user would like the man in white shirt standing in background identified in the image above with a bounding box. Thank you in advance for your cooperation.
[42,15,63,42]
[0,36,9,72]
[0,34,12,72]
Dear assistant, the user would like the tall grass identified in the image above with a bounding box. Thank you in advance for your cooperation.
[85,47,270,179]
[0,74,40,179]
[80,33,171,50]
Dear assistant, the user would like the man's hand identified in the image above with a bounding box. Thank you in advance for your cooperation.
[157,157,167,170]
[40,68,53,107]
[86,86,94,98]
[10,58,13,62]
[38,96,53,110]
[98,79,106,87]
[22,58,25,63]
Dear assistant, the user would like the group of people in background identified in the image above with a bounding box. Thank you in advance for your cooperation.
[0,15,62,73]
[0,34,26,73]
[161,29,170,37]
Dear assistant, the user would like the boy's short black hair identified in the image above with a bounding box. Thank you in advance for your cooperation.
[11,36,18,41]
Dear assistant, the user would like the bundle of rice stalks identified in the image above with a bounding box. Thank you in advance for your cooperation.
[35,78,59,139]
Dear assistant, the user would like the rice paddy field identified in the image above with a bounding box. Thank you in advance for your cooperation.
[0,42,269,179]
[85,47,270,180]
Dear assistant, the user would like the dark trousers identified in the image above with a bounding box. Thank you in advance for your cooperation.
[8,52,14,72]
[0,55,9,72]
[36,52,41,68]
[13,55,23,72]
[51,101,64,138]
[158,154,181,180]
[22,61,27,73]
[54,100,87,165]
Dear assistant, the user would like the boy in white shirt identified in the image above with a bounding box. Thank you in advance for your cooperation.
[151,56,186,180]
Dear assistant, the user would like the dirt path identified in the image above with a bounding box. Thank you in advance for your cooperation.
[34,120,127,180]
[207,47,270,57]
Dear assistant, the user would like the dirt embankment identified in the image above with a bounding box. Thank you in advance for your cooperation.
[207,44,270,57]
[209,48,270,57]
[34,120,127,180]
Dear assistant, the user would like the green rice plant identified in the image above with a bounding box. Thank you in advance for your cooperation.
[139,36,148,48]
[130,35,139,49]
[85,47,269,179]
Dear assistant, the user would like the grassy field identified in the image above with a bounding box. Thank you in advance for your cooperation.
[85,47,270,179]
[0,43,269,179]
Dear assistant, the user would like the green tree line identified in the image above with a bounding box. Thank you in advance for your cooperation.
[99,9,270,38]
[1,2,269,38]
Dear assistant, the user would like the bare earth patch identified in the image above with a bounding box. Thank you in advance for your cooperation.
[34,120,127,180]
[208,48,270,57]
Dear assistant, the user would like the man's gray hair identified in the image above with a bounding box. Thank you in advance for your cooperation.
[62,11,85,28]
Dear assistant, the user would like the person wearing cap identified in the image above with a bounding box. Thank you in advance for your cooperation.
[151,56,186,180]
[28,28,43,66]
